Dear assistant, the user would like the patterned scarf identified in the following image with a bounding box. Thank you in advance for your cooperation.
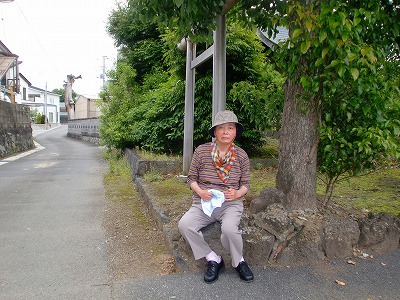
[210,142,236,183]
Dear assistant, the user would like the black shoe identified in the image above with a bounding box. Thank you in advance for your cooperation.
[235,261,254,282]
[204,259,225,283]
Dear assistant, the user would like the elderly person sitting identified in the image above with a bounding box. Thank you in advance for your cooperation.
[178,110,254,283]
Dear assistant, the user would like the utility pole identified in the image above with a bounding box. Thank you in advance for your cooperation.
[102,56,107,88]
[44,82,48,129]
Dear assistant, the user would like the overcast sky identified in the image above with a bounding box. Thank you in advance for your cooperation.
[0,0,119,96]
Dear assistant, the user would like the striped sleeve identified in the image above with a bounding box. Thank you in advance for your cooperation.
[187,143,250,201]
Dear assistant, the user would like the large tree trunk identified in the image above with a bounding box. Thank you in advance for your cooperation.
[276,79,319,211]
[64,87,74,120]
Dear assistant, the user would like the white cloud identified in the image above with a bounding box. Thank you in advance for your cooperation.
[0,0,119,96]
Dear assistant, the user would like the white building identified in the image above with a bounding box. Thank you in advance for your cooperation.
[20,75,61,125]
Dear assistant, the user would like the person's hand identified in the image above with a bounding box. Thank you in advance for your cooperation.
[224,189,238,201]
[198,189,213,201]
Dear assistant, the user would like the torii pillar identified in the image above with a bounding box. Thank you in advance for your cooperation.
[182,14,227,175]
[181,1,238,175]
[212,14,227,118]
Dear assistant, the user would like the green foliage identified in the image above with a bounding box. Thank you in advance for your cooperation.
[107,3,166,84]
[102,2,284,155]
[99,60,139,149]
[130,72,186,153]
[226,22,285,132]
[241,0,399,204]
[108,1,399,208]
[103,149,128,176]
[29,109,37,123]
[36,113,42,124]
[143,167,164,182]
[51,87,77,103]
[128,0,227,42]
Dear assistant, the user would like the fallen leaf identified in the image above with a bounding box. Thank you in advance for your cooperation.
[381,262,387,266]
[347,259,357,265]
[335,279,346,286]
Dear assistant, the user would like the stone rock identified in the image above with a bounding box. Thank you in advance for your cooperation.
[249,187,285,214]
[276,222,325,265]
[358,213,400,254]
[242,224,275,267]
[322,217,360,259]
[169,225,182,242]
[252,203,294,240]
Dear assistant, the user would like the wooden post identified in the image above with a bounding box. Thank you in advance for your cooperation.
[181,0,237,175]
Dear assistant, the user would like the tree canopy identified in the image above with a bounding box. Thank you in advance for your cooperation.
[124,0,399,208]
[100,3,284,154]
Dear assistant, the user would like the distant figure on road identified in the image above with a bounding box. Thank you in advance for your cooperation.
[178,110,254,283]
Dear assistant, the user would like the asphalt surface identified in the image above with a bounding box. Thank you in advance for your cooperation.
[0,125,399,300]
[0,125,109,299]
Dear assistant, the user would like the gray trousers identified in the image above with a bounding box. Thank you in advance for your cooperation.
[178,200,244,267]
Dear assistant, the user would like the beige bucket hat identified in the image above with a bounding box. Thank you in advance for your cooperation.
[208,110,244,138]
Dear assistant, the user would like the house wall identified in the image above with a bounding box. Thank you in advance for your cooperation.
[44,93,61,124]
[0,101,34,158]
[1,67,18,103]
[74,96,102,119]
[89,99,102,118]
[74,97,88,119]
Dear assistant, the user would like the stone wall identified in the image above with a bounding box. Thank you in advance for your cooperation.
[124,152,399,271]
[0,101,34,159]
[67,118,100,144]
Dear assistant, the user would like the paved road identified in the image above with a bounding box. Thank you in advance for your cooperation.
[114,251,400,300]
[0,125,110,299]
[0,125,399,300]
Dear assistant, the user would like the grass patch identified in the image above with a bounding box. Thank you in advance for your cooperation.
[323,168,400,216]
[134,147,180,161]
[144,175,193,222]
[249,165,399,216]
[144,165,400,217]
[247,167,277,200]
[109,146,399,217]
[149,177,192,204]
[143,167,164,182]
[103,149,148,225]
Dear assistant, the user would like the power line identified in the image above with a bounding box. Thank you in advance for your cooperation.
[14,0,59,73]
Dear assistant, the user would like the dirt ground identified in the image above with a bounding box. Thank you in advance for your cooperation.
[102,176,177,283]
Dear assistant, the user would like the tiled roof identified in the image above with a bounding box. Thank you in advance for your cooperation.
[258,26,289,49]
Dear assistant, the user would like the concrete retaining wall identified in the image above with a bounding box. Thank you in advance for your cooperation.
[0,101,34,159]
[124,148,182,177]
[67,118,100,144]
